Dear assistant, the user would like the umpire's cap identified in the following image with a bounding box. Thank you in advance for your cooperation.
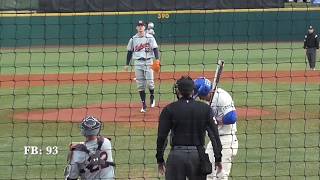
[176,76,195,94]
[80,116,102,136]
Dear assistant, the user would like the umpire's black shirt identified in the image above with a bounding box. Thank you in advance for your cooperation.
[156,97,222,164]
[304,32,319,49]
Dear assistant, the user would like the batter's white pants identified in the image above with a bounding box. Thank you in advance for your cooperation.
[206,135,238,180]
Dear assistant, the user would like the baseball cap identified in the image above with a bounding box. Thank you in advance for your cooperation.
[309,25,313,30]
[137,20,145,26]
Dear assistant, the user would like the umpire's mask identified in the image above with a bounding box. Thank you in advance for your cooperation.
[80,116,102,136]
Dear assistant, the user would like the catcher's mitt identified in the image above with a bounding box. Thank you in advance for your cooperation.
[152,59,161,73]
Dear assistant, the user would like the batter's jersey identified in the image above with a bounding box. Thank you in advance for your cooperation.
[146,29,155,36]
[127,33,158,59]
[65,138,115,180]
[210,88,237,135]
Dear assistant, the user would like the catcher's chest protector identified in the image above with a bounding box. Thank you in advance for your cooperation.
[68,137,114,173]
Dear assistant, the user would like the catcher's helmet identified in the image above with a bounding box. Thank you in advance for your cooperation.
[194,77,213,98]
[80,116,102,136]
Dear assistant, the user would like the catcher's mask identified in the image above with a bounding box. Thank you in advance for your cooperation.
[80,116,102,136]
[173,76,194,99]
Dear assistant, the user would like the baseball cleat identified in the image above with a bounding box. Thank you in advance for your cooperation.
[140,103,147,113]
[150,95,155,108]
[150,99,155,108]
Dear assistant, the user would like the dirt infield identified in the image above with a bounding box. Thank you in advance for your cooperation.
[14,102,271,127]
[1,70,319,88]
[6,70,317,124]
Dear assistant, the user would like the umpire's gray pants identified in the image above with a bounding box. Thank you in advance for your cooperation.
[165,146,206,180]
[306,48,317,69]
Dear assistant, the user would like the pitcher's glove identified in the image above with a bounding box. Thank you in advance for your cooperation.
[152,59,161,73]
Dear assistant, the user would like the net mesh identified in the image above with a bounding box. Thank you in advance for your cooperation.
[0,3,320,180]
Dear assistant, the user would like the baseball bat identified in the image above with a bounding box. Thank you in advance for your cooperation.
[209,60,224,104]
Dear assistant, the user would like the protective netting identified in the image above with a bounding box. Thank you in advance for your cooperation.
[0,3,319,180]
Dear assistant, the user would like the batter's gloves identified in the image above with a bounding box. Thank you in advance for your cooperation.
[152,59,161,73]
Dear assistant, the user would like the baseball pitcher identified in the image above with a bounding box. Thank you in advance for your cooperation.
[194,77,238,180]
[125,20,160,113]
[64,116,115,180]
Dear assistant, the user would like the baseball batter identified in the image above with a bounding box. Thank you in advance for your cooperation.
[64,116,115,180]
[125,20,160,113]
[194,77,238,180]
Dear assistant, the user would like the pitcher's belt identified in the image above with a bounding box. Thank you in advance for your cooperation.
[136,58,151,61]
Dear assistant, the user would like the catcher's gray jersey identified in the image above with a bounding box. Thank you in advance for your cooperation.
[65,138,115,180]
[127,33,158,59]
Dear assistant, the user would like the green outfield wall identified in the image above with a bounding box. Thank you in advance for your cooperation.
[0,9,319,47]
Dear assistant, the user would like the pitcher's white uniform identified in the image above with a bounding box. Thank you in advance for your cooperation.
[65,138,115,180]
[127,33,158,91]
[126,21,160,113]
[206,88,238,180]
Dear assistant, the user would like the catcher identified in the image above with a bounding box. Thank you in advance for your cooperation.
[64,116,115,180]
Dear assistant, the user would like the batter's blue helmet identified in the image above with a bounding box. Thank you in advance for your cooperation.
[194,77,213,98]
[80,116,102,136]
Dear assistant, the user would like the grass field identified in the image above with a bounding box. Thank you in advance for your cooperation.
[0,42,319,179]
[0,42,310,75]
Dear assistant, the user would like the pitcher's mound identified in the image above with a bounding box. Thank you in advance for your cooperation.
[14,102,271,127]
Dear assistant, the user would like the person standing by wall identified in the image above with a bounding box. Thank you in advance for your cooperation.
[304,25,319,70]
